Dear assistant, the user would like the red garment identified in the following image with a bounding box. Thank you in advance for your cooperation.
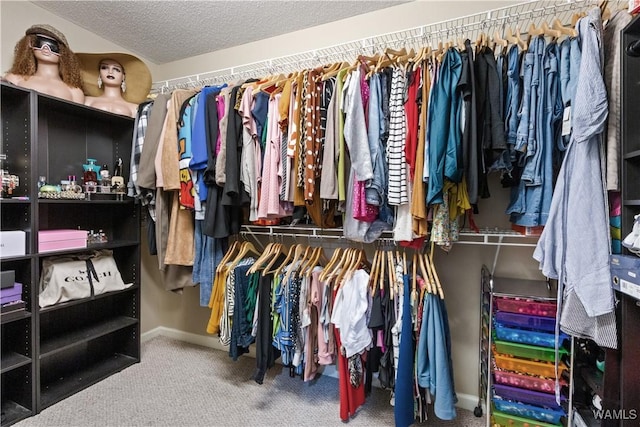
[334,289,366,421]
[404,69,421,180]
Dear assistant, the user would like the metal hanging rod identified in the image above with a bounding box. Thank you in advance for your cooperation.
[151,0,603,93]
[239,225,538,248]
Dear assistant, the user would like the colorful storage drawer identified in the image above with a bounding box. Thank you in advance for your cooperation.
[494,384,565,410]
[494,353,567,378]
[494,323,569,348]
[493,370,565,394]
[495,297,557,317]
[495,312,557,333]
[494,340,567,362]
[492,409,561,427]
[493,397,566,424]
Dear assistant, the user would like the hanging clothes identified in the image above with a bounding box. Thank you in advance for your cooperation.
[533,8,617,349]
[416,292,457,420]
[394,274,414,427]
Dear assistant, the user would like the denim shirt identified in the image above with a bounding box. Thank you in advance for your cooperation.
[534,7,613,318]
[365,73,387,206]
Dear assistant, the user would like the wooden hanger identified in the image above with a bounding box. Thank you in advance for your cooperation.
[541,21,562,40]
[417,251,432,294]
[551,18,578,38]
[527,22,545,46]
[411,253,418,295]
[269,243,296,277]
[319,247,342,282]
[369,250,380,290]
[227,241,260,273]
[600,0,611,22]
[321,61,349,81]
[506,27,527,51]
[492,30,508,52]
[247,242,274,275]
[387,250,395,300]
[333,248,355,290]
[425,245,444,299]
[379,249,386,291]
[217,240,239,273]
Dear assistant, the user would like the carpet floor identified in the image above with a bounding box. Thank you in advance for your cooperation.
[16,336,487,426]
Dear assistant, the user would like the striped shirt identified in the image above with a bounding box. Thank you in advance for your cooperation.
[387,67,409,205]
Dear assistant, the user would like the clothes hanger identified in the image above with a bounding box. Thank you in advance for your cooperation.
[333,248,355,290]
[506,26,527,51]
[540,21,562,41]
[387,250,396,300]
[417,251,432,294]
[551,18,578,38]
[321,61,350,81]
[319,247,342,282]
[492,30,508,53]
[226,241,260,273]
[302,246,321,278]
[260,243,283,276]
[426,245,444,299]
[599,0,612,22]
[379,249,386,291]
[282,244,307,285]
[247,242,275,275]
[269,243,296,277]
[411,253,418,295]
[217,240,239,273]
[369,250,380,290]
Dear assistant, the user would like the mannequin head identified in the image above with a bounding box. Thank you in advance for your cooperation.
[78,52,152,105]
[8,25,82,88]
[97,59,126,93]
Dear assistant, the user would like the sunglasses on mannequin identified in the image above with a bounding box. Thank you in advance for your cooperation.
[31,35,60,55]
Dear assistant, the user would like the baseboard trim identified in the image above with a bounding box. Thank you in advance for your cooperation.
[141,327,482,413]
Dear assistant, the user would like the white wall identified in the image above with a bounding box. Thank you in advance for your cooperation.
[2,0,549,413]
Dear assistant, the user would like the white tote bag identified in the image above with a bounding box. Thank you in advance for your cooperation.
[39,249,131,307]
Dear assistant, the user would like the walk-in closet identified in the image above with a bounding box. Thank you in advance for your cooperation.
[1,0,639,426]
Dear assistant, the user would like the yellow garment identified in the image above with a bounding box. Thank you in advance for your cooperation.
[445,179,471,221]
[206,267,228,335]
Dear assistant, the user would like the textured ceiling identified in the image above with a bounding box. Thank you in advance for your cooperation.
[31,1,409,65]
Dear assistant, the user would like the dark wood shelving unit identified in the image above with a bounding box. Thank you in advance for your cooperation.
[0,82,140,426]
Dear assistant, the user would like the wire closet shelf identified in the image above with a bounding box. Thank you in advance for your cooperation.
[151,0,607,93]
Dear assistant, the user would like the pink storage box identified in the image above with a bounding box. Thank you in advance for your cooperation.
[1,282,23,304]
[38,229,87,253]
[494,296,557,317]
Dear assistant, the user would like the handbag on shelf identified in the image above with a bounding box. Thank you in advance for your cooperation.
[39,249,131,308]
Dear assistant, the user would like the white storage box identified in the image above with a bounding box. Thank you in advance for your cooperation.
[0,230,26,257]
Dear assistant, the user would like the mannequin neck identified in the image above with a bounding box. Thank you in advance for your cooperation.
[100,85,125,100]
[34,61,62,81]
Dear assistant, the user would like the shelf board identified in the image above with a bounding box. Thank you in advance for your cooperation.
[0,254,32,262]
[0,309,31,325]
[623,149,640,160]
[1,351,31,374]
[0,399,32,427]
[37,240,139,257]
[623,200,640,206]
[40,316,138,358]
[39,286,137,314]
[38,198,134,205]
[0,198,30,205]
[40,353,138,410]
